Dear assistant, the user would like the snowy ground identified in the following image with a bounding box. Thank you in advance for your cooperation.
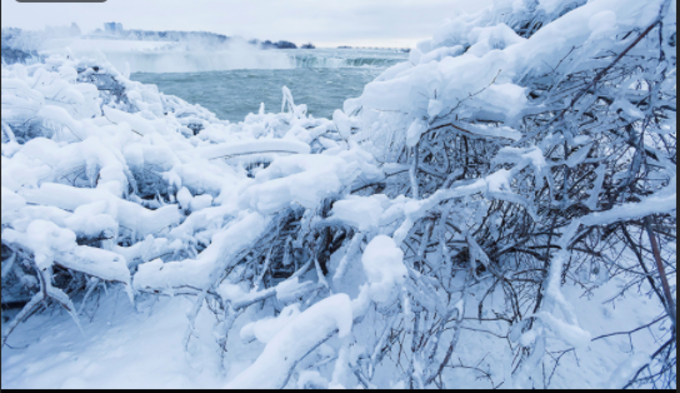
[1,293,225,389]
[1,273,667,389]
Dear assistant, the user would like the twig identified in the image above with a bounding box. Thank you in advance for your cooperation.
[644,217,676,329]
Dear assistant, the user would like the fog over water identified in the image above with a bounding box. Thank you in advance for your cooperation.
[130,48,408,121]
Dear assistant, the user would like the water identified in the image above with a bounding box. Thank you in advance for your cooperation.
[130,49,407,122]
[132,67,383,122]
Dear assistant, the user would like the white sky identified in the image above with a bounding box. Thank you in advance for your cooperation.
[1,0,491,48]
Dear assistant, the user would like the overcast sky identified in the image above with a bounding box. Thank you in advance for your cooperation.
[2,0,490,48]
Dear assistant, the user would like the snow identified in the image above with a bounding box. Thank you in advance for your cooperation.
[328,195,389,232]
[603,353,652,389]
[587,11,618,38]
[1,295,225,389]
[238,154,360,214]
[197,138,310,159]
[240,303,302,344]
[537,0,569,14]
[332,109,352,139]
[2,269,662,389]
[1,187,25,222]
[64,201,118,239]
[352,0,668,159]
[361,236,407,303]
[533,311,592,348]
[275,276,319,304]
[406,118,428,147]
[134,212,268,291]
[103,106,159,136]
[3,219,132,292]
[21,183,183,238]
[297,369,330,389]
[226,294,353,389]
[580,180,677,227]
[3,220,76,269]
[486,168,513,192]
[176,187,192,210]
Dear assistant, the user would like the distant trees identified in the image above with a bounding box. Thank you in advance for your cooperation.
[260,40,298,49]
